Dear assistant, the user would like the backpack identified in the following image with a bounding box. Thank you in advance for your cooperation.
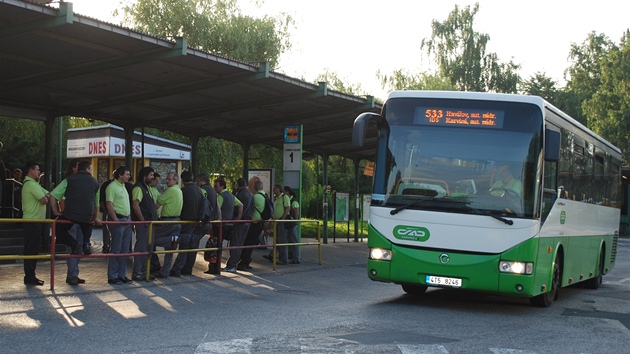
[257,192,274,220]
[198,189,212,224]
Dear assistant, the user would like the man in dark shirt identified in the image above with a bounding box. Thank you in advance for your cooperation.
[131,167,158,281]
[170,171,204,276]
[50,161,101,285]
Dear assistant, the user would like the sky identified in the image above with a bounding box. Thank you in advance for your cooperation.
[63,0,630,100]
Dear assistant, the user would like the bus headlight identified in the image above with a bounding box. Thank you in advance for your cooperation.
[370,248,392,261]
[499,261,533,275]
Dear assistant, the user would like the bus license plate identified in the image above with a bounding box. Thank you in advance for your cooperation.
[426,275,462,288]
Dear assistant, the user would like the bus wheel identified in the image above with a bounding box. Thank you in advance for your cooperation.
[531,254,561,307]
[402,284,428,295]
[584,250,605,290]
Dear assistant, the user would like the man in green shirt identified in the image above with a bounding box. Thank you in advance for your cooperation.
[153,172,183,278]
[105,166,132,284]
[21,161,50,286]
[263,184,290,265]
[490,164,523,198]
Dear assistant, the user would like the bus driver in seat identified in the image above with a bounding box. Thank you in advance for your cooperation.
[490,165,522,197]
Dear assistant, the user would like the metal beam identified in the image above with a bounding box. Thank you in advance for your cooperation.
[207,96,375,141]
[0,1,73,39]
[0,37,189,92]
[146,81,328,127]
[64,62,271,117]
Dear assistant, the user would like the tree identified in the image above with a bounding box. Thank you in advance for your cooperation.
[314,69,366,96]
[421,3,520,93]
[377,69,455,92]
[562,32,615,124]
[117,0,295,189]
[582,31,630,164]
[118,0,293,69]
[521,72,559,104]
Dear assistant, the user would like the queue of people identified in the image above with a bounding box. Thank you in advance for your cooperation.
[14,159,303,287]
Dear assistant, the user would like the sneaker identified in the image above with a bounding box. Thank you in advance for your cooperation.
[289,260,301,264]
[169,270,182,277]
[155,273,168,279]
[108,278,122,285]
[222,266,237,273]
[119,277,133,283]
[276,261,287,265]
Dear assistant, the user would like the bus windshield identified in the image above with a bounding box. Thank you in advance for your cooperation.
[376,98,543,219]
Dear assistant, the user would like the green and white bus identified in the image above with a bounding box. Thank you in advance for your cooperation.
[353,91,621,307]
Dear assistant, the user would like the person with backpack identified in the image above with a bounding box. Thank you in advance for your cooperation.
[263,184,290,265]
[284,186,301,264]
[237,180,269,270]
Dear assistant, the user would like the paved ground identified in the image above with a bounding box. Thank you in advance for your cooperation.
[0,228,368,298]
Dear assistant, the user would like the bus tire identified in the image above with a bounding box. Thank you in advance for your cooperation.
[531,254,562,307]
[584,249,605,290]
[402,284,428,295]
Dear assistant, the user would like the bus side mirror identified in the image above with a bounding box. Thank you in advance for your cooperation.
[352,113,381,148]
[545,129,560,162]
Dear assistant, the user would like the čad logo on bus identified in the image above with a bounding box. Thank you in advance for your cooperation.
[393,225,430,242]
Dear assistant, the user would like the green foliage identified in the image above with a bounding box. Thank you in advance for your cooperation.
[314,69,367,96]
[421,3,520,93]
[521,72,559,104]
[377,69,455,92]
[0,118,46,172]
[118,0,293,69]
[582,31,630,164]
[563,32,615,125]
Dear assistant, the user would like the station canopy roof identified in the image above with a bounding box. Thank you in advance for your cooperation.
[0,0,381,161]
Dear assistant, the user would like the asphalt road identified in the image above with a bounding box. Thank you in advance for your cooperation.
[0,236,628,354]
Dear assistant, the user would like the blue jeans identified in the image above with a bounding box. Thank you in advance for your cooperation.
[267,221,288,263]
[172,225,203,274]
[286,225,300,262]
[107,217,132,280]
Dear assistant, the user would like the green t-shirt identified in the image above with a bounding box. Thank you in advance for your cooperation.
[21,176,49,219]
[252,191,267,220]
[105,179,131,216]
[132,185,144,203]
[157,184,183,217]
[149,186,159,203]
[273,193,290,219]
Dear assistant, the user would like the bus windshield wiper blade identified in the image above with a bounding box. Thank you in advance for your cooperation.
[390,200,422,215]
[488,214,514,225]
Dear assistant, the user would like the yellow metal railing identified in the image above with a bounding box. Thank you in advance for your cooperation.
[0,217,321,289]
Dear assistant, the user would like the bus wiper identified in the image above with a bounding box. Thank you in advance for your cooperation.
[390,200,423,215]
[488,214,514,225]
[466,207,513,225]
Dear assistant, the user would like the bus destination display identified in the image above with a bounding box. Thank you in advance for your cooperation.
[414,107,505,129]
